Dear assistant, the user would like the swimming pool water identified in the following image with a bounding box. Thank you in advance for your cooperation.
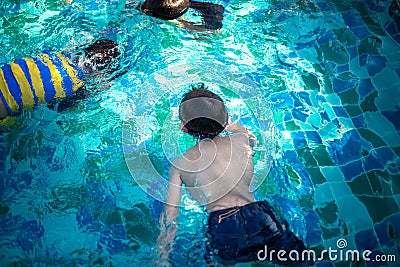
[1,0,400,266]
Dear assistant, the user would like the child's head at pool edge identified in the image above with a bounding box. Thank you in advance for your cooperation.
[179,84,228,140]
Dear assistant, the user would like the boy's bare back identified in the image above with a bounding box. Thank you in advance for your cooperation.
[170,125,256,212]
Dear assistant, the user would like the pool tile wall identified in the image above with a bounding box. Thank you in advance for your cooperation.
[263,0,400,266]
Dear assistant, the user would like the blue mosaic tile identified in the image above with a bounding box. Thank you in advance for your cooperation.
[385,21,398,36]
[317,29,336,45]
[364,112,400,146]
[272,195,303,220]
[336,64,349,73]
[365,0,387,12]
[292,96,305,110]
[299,91,313,106]
[355,228,379,251]
[0,137,5,172]
[257,64,272,76]
[316,94,327,103]
[284,150,302,165]
[363,153,386,172]
[366,55,387,77]
[4,217,45,251]
[270,92,294,109]
[305,131,323,145]
[357,78,374,99]
[351,115,367,128]
[316,2,336,12]
[395,68,400,79]
[314,183,335,205]
[276,13,290,23]
[276,122,285,131]
[291,131,308,148]
[331,118,341,128]
[284,110,293,121]
[359,53,369,66]
[298,26,323,39]
[336,195,374,230]
[332,106,349,118]
[320,166,345,182]
[295,40,316,50]
[346,46,359,60]
[325,94,341,105]
[292,108,309,122]
[332,77,358,93]
[391,33,400,46]
[374,213,400,247]
[341,159,364,181]
[316,261,334,267]
[342,10,365,27]
[375,146,396,165]
[382,106,400,133]
[320,61,337,72]
[351,26,373,39]
[305,211,323,245]
[320,110,330,123]
[329,130,373,165]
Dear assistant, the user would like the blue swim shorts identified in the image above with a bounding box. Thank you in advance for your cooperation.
[207,201,314,266]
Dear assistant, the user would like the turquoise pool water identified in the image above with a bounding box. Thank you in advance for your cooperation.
[1,0,400,266]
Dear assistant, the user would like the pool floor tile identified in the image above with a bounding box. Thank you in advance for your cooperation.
[316,200,339,225]
[358,128,387,148]
[336,194,374,231]
[374,212,400,247]
[364,112,400,146]
[360,91,379,113]
[314,183,336,206]
[320,166,346,182]
[356,195,400,223]
[355,228,379,251]
[371,67,400,89]
[311,145,336,166]
[382,106,400,133]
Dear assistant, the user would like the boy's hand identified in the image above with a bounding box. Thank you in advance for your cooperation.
[225,122,258,147]
[225,122,246,133]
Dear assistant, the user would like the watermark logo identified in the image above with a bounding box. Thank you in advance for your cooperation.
[336,238,348,249]
[257,238,397,263]
[122,61,276,206]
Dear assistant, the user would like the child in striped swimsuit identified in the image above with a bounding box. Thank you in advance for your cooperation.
[0,39,122,119]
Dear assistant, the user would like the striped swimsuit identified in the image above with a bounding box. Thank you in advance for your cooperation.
[0,51,84,116]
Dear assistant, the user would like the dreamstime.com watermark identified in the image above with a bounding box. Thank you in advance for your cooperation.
[257,238,397,263]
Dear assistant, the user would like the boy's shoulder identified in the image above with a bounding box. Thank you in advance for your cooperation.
[171,145,200,169]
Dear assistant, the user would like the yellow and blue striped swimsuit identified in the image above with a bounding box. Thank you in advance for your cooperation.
[0,51,84,115]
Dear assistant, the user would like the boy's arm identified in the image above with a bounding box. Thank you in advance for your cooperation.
[225,123,258,148]
[164,165,182,224]
[156,165,182,264]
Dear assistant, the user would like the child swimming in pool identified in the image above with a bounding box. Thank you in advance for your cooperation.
[158,84,315,266]
[140,0,224,30]
[0,39,123,119]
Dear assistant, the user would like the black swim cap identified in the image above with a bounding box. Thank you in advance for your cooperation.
[179,84,228,140]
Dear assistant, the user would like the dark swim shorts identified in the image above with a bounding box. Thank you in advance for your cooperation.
[207,201,314,266]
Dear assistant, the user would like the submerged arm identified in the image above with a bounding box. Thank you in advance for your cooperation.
[178,1,224,31]
[157,165,182,264]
